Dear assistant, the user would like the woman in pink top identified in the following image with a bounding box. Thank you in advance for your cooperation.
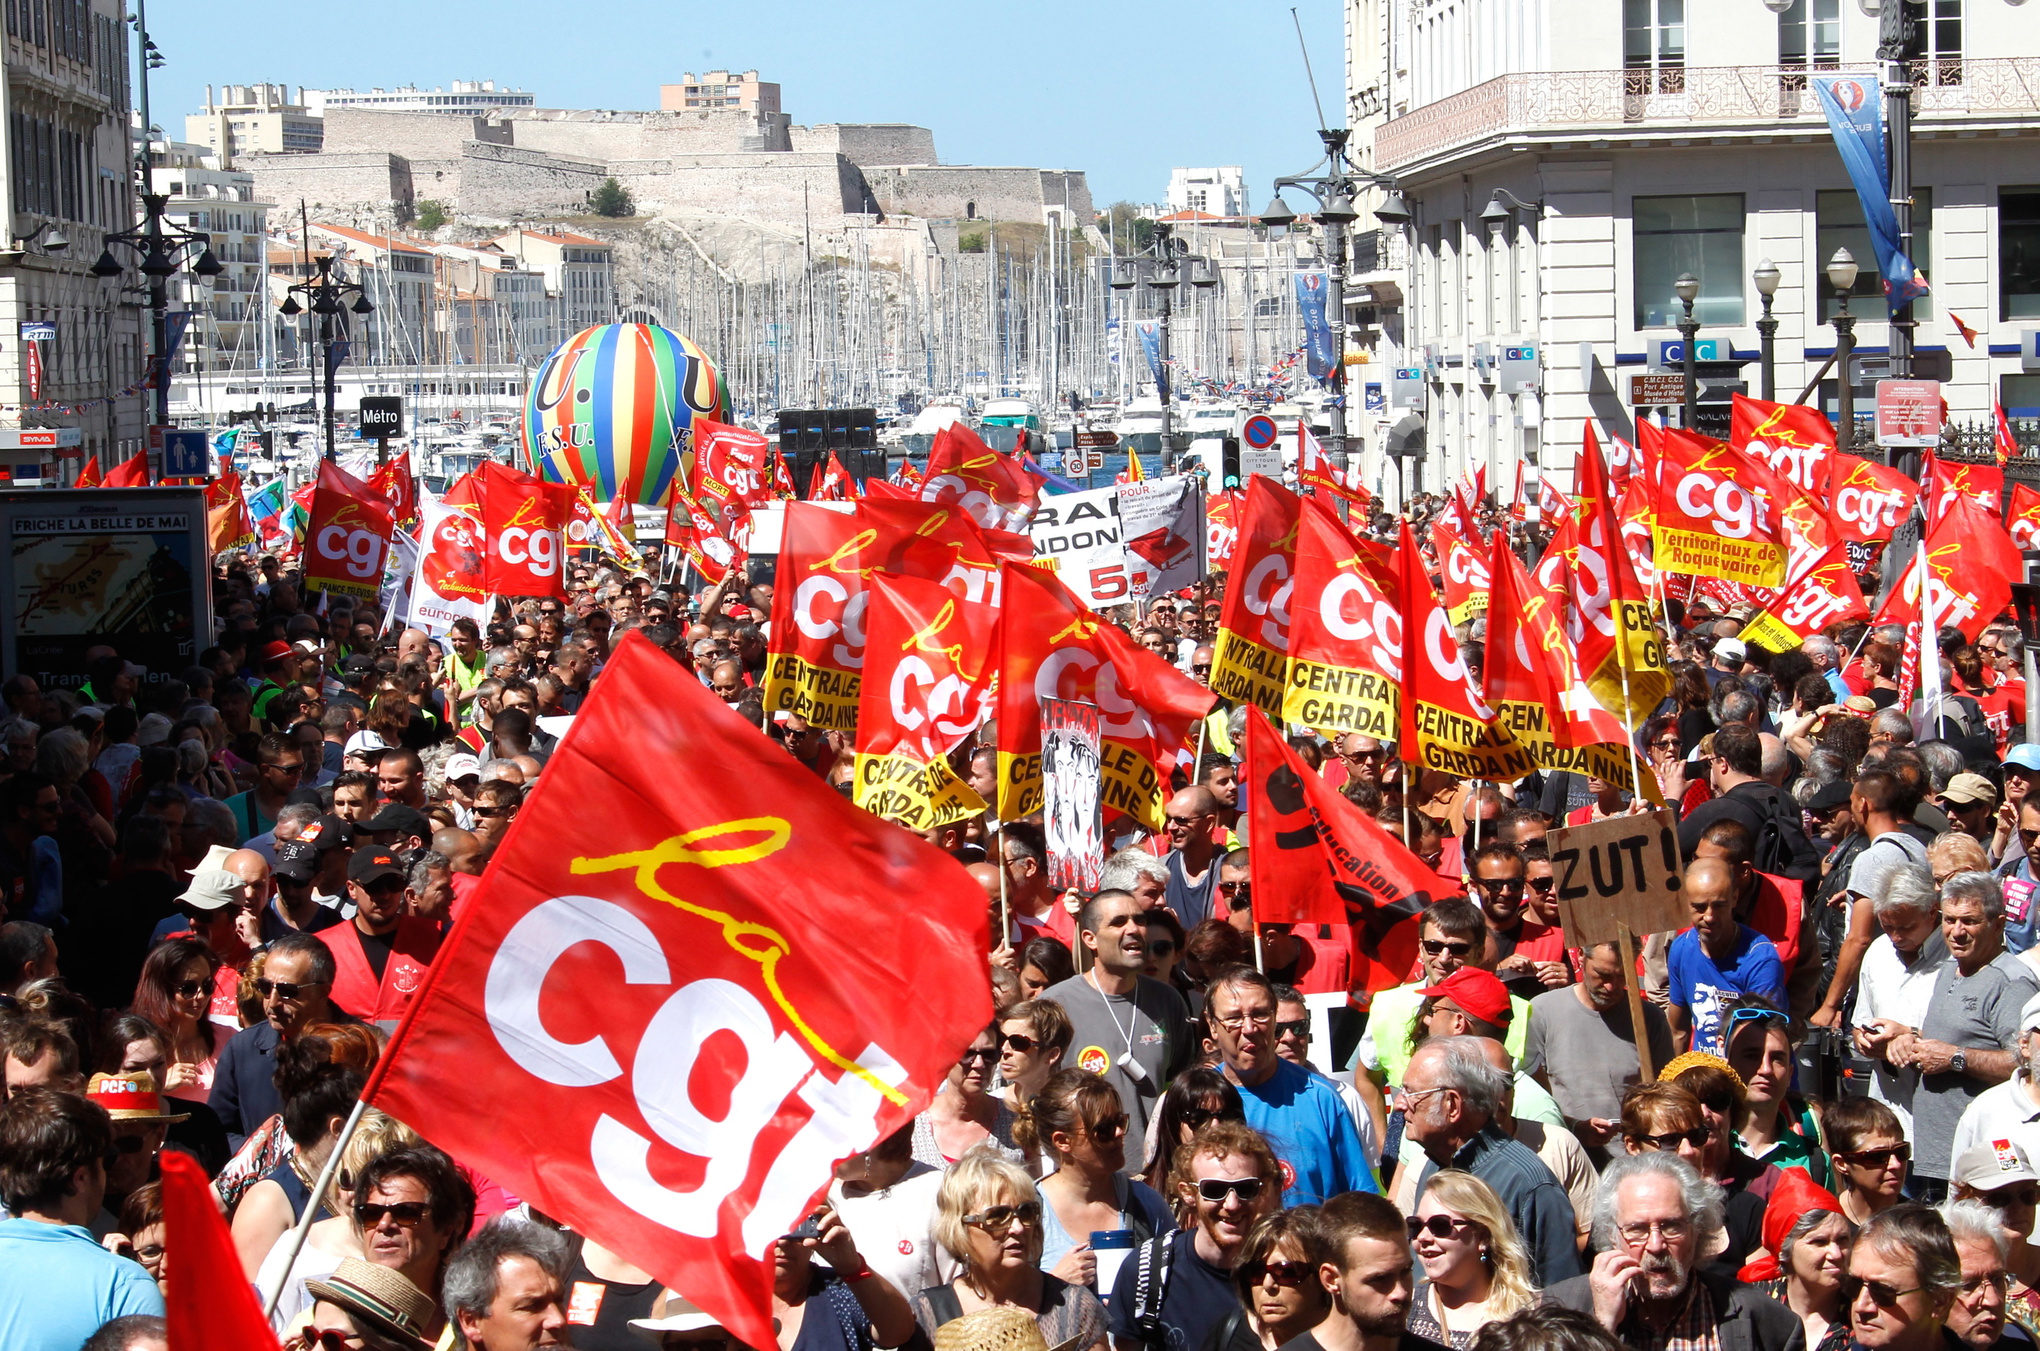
[130,937,224,1101]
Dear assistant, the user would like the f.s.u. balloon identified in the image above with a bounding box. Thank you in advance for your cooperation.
[521,323,721,505]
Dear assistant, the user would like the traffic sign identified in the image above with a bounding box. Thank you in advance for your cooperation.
[1241,414,1279,449]
[1875,379,1942,447]
[1240,449,1282,481]
[1075,429,1117,448]
[160,429,210,478]
[360,396,404,438]
[1630,373,1686,407]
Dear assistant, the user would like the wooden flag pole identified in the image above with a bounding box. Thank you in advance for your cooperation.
[1618,921,1655,1083]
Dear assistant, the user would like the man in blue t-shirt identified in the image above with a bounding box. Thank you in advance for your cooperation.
[1203,967,1375,1206]
[1667,856,1786,1057]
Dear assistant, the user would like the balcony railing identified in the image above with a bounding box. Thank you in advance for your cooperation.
[1376,57,2040,171]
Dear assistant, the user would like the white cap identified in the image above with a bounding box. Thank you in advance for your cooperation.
[1952,1138,2040,1192]
[345,729,391,757]
[629,1292,722,1336]
[443,753,482,783]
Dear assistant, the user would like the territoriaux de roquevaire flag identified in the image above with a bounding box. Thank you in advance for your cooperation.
[995,560,1214,831]
[365,632,993,1351]
[1643,421,1803,590]
[764,499,1033,731]
[1210,476,1302,719]
[1242,706,1458,993]
[852,572,999,830]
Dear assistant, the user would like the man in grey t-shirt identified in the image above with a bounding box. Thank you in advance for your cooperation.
[1045,889,1190,1161]
[1522,941,1674,1158]
[1905,871,2040,1191]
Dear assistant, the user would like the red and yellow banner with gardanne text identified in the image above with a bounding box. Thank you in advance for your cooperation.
[1211,478,1302,718]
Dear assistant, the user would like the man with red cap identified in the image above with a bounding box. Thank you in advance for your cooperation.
[323,847,443,1027]
[249,639,301,725]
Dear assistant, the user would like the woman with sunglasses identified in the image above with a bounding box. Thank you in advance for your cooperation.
[1017,1070,1173,1291]
[913,1026,1022,1168]
[1210,1209,1331,1351]
[998,1000,1072,1121]
[1141,909,1191,998]
[1402,1171,1537,1348]
[1620,1081,1710,1171]
[1665,1053,1778,1268]
[1822,1097,1911,1226]
[914,1149,1108,1351]
[1139,1068,1246,1201]
[129,937,222,1104]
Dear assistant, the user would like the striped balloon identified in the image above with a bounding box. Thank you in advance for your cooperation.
[521,323,722,505]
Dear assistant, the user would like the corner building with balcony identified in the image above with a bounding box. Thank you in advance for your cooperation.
[1351,0,2040,495]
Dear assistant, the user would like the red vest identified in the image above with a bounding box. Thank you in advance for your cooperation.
[325,917,443,1023]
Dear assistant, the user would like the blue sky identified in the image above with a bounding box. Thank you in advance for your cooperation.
[146,0,1345,208]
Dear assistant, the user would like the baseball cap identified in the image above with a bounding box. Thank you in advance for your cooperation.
[347,849,406,886]
[2005,745,2040,774]
[1418,967,1513,1028]
[443,753,483,784]
[341,654,377,677]
[363,804,430,841]
[298,814,356,854]
[178,868,243,912]
[273,839,320,884]
[258,639,295,666]
[1715,638,1748,664]
[1952,1138,2040,1193]
[2021,990,2040,1035]
[1941,773,1999,808]
[1805,780,1854,814]
[344,729,391,759]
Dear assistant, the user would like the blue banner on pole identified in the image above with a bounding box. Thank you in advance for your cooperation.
[1296,272,1336,380]
[1137,320,1168,400]
[1811,74,1928,314]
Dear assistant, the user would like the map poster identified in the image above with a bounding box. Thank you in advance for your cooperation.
[1040,697,1104,893]
[3,488,213,691]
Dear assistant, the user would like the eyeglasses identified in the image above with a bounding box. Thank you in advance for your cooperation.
[959,1047,998,1064]
[1239,1260,1315,1288]
[1000,1033,1039,1053]
[1275,1019,1310,1041]
[473,804,517,818]
[1216,880,1248,896]
[255,978,327,1001]
[1195,1177,1267,1203]
[171,977,211,997]
[1406,1215,1474,1241]
[1651,737,1683,750]
[1838,1143,1912,1169]
[963,1202,1041,1232]
[304,1330,367,1351]
[1212,1009,1274,1031]
[1084,1116,1129,1142]
[102,1135,148,1168]
[265,761,305,777]
[1693,1090,1734,1115]
[1843,1275,1928,1309]
[1631,1126,1710,1151]
[1616,1218,1692,1246]
[1961,1271,2013,1296]
[1342,748,1386,762]
[1192,664,1213,675]
[1421,939,1474,957]
[1401,1086,1452,1112]
[1727,1006,1788,1033]
[353,1201,432,1227]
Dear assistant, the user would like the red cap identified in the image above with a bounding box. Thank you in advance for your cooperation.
[1418,967,1513,1028]
[258,640,296,665]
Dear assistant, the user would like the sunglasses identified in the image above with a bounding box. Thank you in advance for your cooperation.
[102,1136,148,1168]
[1843,1275,1927,1309]
[354,1201,432,1227]
[1839,1143,1912,1169]
[255,978,326,1000]
[959,1047,999,1064]
[1632,1126,1710,1151]
[1406,1215,1473,1241]
[1180,1107,1228,1130]
[1147,940,1177,958]
[1421,939,1474,957]
[963,1202,1042,1231]
[1239,1260,1315,1288]
[1196,1177,1267,1203]
[1000,1033,1039,1053]
[1085,1116,1129,1142]
[171,978,211,997]
[305,1331,365,1351]
[1524,876,1555,893]
[1982,1185,2040,1208]
[1165,814,1211,828]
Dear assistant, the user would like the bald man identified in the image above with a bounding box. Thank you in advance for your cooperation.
[1665,856,1786,1057]
[223,847,274,953]
[397,628,432,663]
[1162,786,1222,927]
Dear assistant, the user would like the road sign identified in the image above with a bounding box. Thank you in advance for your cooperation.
[1875,379,1943,447]
[1075,429,1117,448]
[1240,449,1282,480]
[1498,343,1541,394]
[1630,373,1686,407]
[1241,414,1279,449]
[160,429,210,478]
[360,396,404,438]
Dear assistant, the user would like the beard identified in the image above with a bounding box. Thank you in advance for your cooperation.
[1351,1302,1410,1339]
[1639,1251,1691,1300]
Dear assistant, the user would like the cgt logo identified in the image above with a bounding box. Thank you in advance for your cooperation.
[1834,482,1907,536]
[315,511,388,579]
[1673,470,1776,540]
[1238,554,1293,650]
[1034,649,1152,740]
[1318,564,1402,679]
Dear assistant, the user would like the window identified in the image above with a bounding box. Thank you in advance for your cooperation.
[1817,188,1932,319]
[2003,188,2040,320]
[1778,0,1839,71]
[1633,194,1745,328]
[1905,0,1963,85]
[1624,0,1686,93]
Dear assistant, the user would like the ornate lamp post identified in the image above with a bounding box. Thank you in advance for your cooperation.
[1752,259,1781,403]
[278,254,374,463]
[1674,272,1702,431]
[1827,248,1860,455]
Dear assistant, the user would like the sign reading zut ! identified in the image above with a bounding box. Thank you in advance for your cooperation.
[366,635,991,1351]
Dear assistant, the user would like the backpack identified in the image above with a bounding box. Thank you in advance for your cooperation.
[1739,784,1819,885]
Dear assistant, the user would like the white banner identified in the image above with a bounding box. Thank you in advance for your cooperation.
[405,483,492,637]
[1025,475,1207,610]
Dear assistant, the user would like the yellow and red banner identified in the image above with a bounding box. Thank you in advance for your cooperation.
[1394,520,1534,781]
[1210,477,1302,718]
[1740,540,1870,653]
[1280,497,1402,740]
[852,573,998,830]
[1430,516,1490,626]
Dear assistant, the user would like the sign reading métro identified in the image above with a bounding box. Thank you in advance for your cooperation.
[1874,379,1943,448]
[359,396,404,438]
[1241,415,1279,450]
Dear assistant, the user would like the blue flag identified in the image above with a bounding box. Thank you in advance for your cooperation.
[1137,320,1169,400]
[1296,272,1336,379]
[1811,74,1928,313]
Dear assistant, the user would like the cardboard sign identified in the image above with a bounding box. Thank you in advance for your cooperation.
[1040,698,1104,893]
[1547,809,1688,949]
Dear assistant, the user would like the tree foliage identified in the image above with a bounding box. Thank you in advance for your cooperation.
[414,200,448,232]
[590,178,635,218]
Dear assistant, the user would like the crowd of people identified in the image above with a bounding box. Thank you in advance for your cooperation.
[2,526,2038,1351]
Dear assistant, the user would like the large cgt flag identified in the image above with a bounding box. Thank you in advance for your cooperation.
[1874,491,2022,642]
[919,421,1039,532]
[853,573,998,829]
[1210,477,1302,719]
[1827,450,1919,546]
[1281,495,1401,741]
[2008,483,2040,551]
[1740,540,1870,654]
[1731,393,1837,496]
[996,561,1214,830]
[473,460,574,599]
[693,416,774,509]
[302,460,397,601]
[1242,707,1453,991]
[1394,520,1534,782]
[368,633,991,1351]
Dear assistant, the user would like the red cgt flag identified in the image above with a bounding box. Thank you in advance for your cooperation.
[473,460,574,599]
[367,633,991,1351]
[852,573,998,829]
[73,455,102,488]
[368,451,418,530]
[1826,451,1919,545]
[1874,492,2022,641]
[1241,706,1455,990]
[1741,540,1870,653]
[1394,520,1534,782]
[162,1149,279,1350]
[102,450,150,487]
[1205,488,1242,569]
[302,460,396,600]
[1210,477,1303,719]
[1731,393,1837,497]
[2008,483,2040,552]
[694,416,774,509]
[920,422,1039,532]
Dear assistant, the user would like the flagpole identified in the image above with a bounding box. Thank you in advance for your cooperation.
[263,1096,369,1320]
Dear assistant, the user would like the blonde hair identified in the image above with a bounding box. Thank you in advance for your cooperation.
[1419,1171,1537,1318]
[931,1147,1042,1266]
[337,1109,423,1197]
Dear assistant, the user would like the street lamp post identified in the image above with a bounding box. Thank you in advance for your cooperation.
[1674,273,1701,431]
[278,254,374,463]
[1752,259,1781,403]
[1258,128,1410,467]
[1108,221,1216,466]
[1827,248,1860,454]
[1861,0,1917,380]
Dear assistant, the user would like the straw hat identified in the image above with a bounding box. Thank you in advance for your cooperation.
[933,1308,1071,1351]
[305,1258,439,1351]
[84,1071,188,1124]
